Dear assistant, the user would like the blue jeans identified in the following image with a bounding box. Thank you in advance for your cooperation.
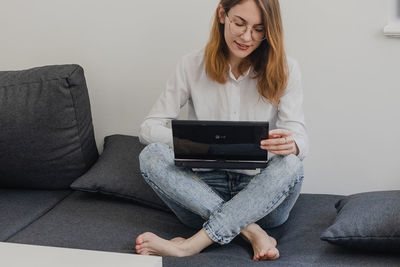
[139,143,304,245]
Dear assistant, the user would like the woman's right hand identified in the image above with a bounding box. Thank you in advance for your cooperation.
[260,129,299,156]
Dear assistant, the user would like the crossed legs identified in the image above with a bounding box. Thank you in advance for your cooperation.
[136,143,303,261]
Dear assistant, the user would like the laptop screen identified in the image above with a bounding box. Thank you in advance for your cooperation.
[172,120,268,161]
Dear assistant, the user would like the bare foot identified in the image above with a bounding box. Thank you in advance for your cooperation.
[135,232,195,257]
[241,224,280,261]
[252,235,280,261]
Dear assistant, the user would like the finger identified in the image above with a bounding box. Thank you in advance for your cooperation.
[268,134,282,139]
[260,146,294,154]
[262,137,294,146]
[263,143,294,151]
[269,129,291,137]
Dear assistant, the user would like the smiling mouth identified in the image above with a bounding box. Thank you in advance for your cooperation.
[235,41,250,50]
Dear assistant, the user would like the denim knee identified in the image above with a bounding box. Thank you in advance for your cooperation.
[284,154,303,174]
[267,154,304,184]
[139,142,171,176]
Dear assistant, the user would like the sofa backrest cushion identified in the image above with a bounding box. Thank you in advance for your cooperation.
[0,65,98,189]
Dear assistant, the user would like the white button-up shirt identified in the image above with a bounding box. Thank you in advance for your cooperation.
[139,49,309,175]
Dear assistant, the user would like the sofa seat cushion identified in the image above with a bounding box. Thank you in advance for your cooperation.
[0,189,71,241]
[8,192,400,266]
[7,191,189,253]
[0,65,98,189]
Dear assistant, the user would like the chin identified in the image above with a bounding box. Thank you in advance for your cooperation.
[231,48,254,60]
[236,50,252,58]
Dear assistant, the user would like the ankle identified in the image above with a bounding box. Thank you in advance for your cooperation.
[177,239,202,256]
[241,223,264,242]
[178,229,213,256]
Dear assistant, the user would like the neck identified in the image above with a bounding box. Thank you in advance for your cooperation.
[229,57,242,73]
[229,58,252,80]
[229,58,242,79]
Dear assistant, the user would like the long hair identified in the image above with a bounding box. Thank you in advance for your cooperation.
[204,0,288,105]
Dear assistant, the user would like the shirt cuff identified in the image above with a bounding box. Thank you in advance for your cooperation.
[150,125,173,148]
[292,135,307,161]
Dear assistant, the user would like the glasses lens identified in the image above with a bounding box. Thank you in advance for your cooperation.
[229,18,265,41]
[252,29,265,41]
[230,20,246,36]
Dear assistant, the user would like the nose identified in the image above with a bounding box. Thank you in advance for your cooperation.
[241,26,252,42]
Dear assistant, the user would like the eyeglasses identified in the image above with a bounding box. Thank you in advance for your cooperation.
[225,12,266,42]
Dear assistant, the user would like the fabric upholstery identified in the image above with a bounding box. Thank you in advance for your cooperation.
[8,192,400,266]
[71,135,169,211]
[0,189,71,241]
[321,190,400,252]
[8,191,182,252]
[0,65,98,189]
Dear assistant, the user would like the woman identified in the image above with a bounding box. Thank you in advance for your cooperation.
[136,0,309,261]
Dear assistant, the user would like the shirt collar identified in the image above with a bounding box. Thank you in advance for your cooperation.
[228,65,252,82]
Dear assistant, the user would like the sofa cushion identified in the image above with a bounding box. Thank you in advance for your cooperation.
[8,191,186,253]
[0,65,98,189]
[320,190,400,252]
[0,189,71,241]
[71,135,169,211]
[9,192,400,266]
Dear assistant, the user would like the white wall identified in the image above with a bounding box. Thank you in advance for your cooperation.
[281,0,400,194]
[1,0,399,195]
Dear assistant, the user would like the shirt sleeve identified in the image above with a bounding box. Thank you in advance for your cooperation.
[275,59,310,160]
[139,57,190,147]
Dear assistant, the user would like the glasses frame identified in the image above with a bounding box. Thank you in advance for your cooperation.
[224,11,267,42]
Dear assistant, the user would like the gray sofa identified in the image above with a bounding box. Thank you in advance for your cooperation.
[1,65,399,266]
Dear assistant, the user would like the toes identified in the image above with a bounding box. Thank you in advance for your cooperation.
[136,234,145,245]
[255,249,280,261]
[266,249,280,260]
[135,243,148,253]
[272,251,280,260]
[136,232,155,245]
[266,250,275,257]
[135,243,149,255]
[140,248,150,255]
[253,251,263,261]
[136,237,143,245]
[260,252,269,261]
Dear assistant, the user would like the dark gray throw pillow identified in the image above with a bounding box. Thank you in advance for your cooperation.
[71,135,170,211]
[320,190,400,252]
[0,65,98,189]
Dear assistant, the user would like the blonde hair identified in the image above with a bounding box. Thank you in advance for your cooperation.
[204,0,288,105]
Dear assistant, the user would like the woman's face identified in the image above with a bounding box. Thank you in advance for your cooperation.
[218,0,264,66]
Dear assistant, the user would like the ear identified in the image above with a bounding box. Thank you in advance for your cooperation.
[217,4,225,24]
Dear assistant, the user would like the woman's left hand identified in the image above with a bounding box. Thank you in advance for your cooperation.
[260,129,299,156]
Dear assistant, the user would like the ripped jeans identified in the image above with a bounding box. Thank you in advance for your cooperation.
[139,143,304,245]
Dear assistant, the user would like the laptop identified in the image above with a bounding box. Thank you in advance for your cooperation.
[171,120,269,169]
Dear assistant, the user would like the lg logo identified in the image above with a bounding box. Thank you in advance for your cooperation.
[215,135,226,140]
